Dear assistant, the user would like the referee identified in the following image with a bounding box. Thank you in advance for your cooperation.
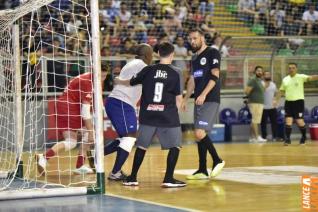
[182,28,225,180]
[280,63,318,145]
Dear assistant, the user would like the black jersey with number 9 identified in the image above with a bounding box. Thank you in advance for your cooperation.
[130,64,181,127]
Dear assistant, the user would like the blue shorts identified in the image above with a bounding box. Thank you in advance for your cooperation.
[105,97,137,137]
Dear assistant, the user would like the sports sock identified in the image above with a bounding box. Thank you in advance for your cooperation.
[201,135,222,168]
[76,154,85,168]
[45,149,55,160]
[111,147,129,174]
[164,147,180,182]
[285,125,292,140]
[130,148,146,179]
[104,139,120,155]
[197,141,208,173]
[299,125,306,138]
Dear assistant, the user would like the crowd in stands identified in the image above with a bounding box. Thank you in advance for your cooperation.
[237,0,318,36]
[3,0,318,57]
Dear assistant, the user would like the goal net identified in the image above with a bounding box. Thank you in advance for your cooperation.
[0,0,105,199]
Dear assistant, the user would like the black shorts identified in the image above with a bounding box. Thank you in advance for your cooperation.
[284,100,305,119]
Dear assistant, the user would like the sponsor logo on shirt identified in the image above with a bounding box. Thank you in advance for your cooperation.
[154,70,167,79]
[147,104,165,111]
[200,57,207,65]
[213,59,219,64]
[198,121,209,126]
[193,69,203,78]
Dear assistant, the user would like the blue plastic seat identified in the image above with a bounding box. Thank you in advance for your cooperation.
[238,107,251,124]
[219,108,237,125]
[311,106,318,121]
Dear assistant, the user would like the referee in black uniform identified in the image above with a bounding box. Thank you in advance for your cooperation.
[117,42,186,188]
[182,28,225,180]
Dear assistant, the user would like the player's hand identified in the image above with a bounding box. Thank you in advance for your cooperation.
[195,95,206,105]
[273,100,278,108]
[180,99,187,112]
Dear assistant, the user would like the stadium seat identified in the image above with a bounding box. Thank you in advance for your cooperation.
[238,107,251,124]
[295,48,311,56]
[311,106,318,121]
[219,108,238,142]
[226,5,237,13]
[277,49,293,56]
[277,106,285,124]
[251,24,265,35]
[219,108,237,125]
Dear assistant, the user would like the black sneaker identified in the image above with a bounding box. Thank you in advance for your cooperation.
[108,170,128,181]
[300,136,307,145]
[123,176,139,186]
[86,150,96,173]
[162,178,187,188]
[284,139,291,146]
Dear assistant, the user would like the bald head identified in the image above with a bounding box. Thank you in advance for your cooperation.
[135,43,153,65]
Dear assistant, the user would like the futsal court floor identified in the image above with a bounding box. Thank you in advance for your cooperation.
[1,140,317,212]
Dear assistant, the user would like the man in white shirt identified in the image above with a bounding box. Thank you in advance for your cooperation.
[102,44,153,181]
[302,4,318,35]
[260,71,280,141]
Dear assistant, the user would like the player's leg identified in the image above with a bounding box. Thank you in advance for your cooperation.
[186,104,209,180]
[158,127,186,188]
[294,100,306,144]
[106,98,138,180]
[35,130,77,175]
[73,130,94,174]
[104,97,122,155]
[123,125,155,186]
[284,101,293,146]
[188,103,225,179]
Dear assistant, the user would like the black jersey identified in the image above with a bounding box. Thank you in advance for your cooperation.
[130,64,181,127]
[191,47,221,103]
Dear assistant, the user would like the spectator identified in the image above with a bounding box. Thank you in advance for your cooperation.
[99,1,119,35]
[256,0,270,25]
[117,38,136,57]
[118,2,132,26]
[173,35,190,90]
[260,71,280,141]
[153,32,170,54]
[302,4,318,35]
[280,14,303,50]
[211,32,230,58]
[245,66,266,143]
[237,0,257,24]
[199,0,215,16]
[270,2,286,32]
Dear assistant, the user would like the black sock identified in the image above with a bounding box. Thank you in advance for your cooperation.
[299,125,306,138]
[201,135,222,167]
[111,147,129,174]
[130,148,146,179]
[104,139,120,155]
[197,141,207,173]
[285,125,292,140]
[164,147,180,182]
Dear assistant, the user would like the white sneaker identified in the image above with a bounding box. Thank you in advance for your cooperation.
[256,136,267,143]
[249,138,256,143]
[35,154,47,176]
[73,165,94,175]
[210,161,225,178]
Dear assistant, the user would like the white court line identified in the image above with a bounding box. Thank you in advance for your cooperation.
[106,193,200,212]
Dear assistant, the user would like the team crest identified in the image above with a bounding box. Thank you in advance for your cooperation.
[200,57,207,65]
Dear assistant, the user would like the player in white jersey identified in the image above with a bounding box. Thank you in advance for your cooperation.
[103,44,153,181]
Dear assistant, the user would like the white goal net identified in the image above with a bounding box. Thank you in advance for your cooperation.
[0,0,104,200]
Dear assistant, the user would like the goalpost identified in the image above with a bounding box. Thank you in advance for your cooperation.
[0,0,105,199]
